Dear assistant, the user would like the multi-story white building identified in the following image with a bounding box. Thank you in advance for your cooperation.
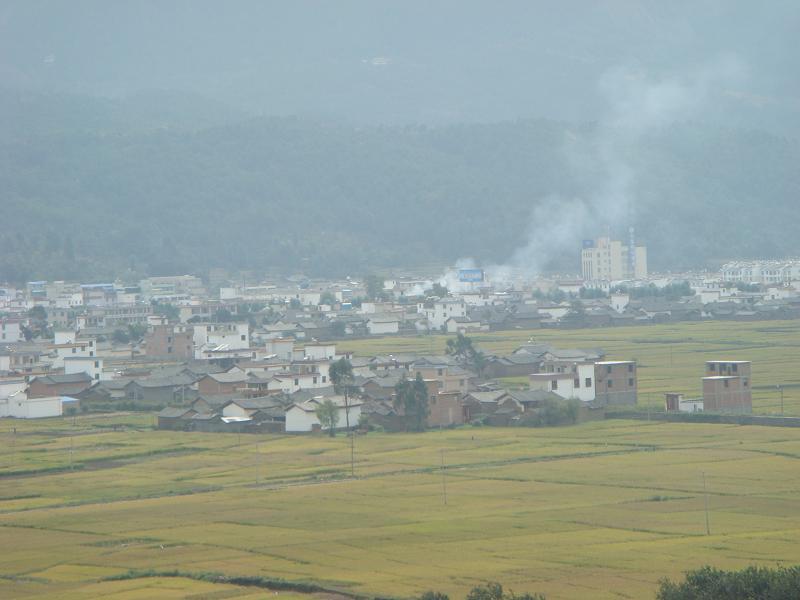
[720,260,800,285]
[192,322,250,359]
[0,319,23,343]
[420,299,467,330]
[581,236,647,282]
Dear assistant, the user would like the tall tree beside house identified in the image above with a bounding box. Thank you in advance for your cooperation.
[446,332,487,378]
[394,373,430,432]
[446,332,474,362]
[365,275,385,301]
[329,358,356,429]
[315,399,339,437]
[427,283,448,298]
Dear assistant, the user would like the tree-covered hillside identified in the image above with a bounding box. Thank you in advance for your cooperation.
[1,92,797,282]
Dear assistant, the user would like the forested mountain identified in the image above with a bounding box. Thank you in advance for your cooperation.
[1,90,797,283]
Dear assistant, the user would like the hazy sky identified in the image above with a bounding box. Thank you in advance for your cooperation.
[1,1,798,132]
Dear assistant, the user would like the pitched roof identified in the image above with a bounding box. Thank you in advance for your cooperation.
[157,407,195,418]
[32,372,93,385]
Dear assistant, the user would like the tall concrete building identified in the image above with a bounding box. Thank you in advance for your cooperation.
[581,236,647,282]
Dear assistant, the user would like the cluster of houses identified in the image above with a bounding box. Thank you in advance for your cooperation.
[0,266,783,424]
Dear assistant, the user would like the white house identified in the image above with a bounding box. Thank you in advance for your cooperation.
[303,343,336,361]
[193,322,250,358]
[265,338,294,360]
[64,356,106,381]
[0,378,27,401]
[284,396,363,433]
[0,319,23,343]
[422,299,467,330]
[445,316,482,334]
[610,293,630,313]
[529,362,596,402]
[51,338,96,369]
[367,318,400,335]
[0,392,62,418]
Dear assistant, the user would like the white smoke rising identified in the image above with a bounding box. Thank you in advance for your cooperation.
[440,57,746,290]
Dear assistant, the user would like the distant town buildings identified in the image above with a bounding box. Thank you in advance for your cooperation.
[581,235,648,282]
[720,260,800,285]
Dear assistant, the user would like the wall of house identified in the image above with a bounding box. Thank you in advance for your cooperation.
[367,321,399,335]
[3,396,62,418]
[594,362,637,405]
[64,357,106,381]
[146,325,194,359]
[285,407,319,432]
[702,377,752,414]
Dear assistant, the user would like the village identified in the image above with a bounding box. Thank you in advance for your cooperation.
[0,236,788,430]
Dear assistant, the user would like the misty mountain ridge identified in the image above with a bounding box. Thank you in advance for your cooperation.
[1,89,797,283]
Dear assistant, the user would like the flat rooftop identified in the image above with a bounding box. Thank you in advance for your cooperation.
[706,360,751,364]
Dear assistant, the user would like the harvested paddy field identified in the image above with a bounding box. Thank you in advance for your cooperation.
[2,415,800,599]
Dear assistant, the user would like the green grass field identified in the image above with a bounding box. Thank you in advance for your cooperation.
[343,319,800,415]
[1,320,800,599]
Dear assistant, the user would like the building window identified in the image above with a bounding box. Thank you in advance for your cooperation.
[167,346,173,353]
[608,379,613,388]
[743,378,748,387]
[294,379,299,386]
[724,380,729,388]
[574,378,580,388]
[94,374,100,380]
[89,351,94,357]
[628,364,633,372]
[709,363,716,372]
[322,376,327,383]
[585,377,592,387]
[241,335,246,341]
[72,348,76,354]
[551,380,558,390]
[606,365,612,374]
[732,364,738,372]
[628,378,634,386]
[94,361,99,367]
[437,369,443,376]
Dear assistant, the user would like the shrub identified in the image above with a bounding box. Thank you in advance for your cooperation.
[658,565,800,599]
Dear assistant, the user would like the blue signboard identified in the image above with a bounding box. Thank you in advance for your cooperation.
[458,269,484,282]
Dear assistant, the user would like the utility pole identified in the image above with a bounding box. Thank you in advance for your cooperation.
[702,471,710,536]
[440,448,447,506]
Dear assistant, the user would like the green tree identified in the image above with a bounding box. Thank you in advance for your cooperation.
[365,275,384,301]
[466,582,545,600]
[128,323,147,340]
[330,320,346,337]
[446,332,474,361]
[394,373,430,432]
[27,305,47,322]
[112,328,131,344]
[657,565,800,600]
[151,301,179,322]
[319,291,336,305]
[329,358,356,429]
[446,332,487,378]
[419,593,449,600]
[315,399,339,437]
[427,282,448,298]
